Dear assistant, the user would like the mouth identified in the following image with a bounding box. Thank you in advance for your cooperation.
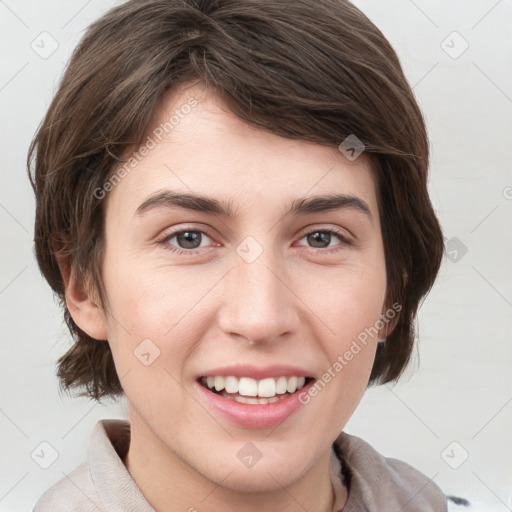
[197,375,315,405]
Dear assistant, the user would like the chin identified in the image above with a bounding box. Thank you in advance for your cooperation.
[218,466,303,493]
[200,447,311,493]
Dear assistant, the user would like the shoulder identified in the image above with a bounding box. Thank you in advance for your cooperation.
[334,431,463,512]
[385,457,477,511]
[32,461,102,512]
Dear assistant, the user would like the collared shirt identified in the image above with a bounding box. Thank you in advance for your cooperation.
[33,419,450,512]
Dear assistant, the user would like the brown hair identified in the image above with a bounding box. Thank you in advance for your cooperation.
[27,0,444,401]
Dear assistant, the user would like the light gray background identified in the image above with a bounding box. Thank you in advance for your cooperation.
[1,1,511,510]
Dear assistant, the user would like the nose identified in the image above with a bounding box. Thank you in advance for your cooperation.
[217,243,299,345]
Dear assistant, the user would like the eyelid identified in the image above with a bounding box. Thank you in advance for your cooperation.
[295,224,353,243]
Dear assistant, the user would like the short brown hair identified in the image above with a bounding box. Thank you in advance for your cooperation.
[27,0,444,401]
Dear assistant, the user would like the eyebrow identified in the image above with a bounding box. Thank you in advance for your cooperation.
[135,190,373,222]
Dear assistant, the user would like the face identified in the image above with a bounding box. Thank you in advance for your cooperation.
[93,83,388,492]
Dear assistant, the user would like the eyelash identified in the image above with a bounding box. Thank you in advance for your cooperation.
[156,225,352,256]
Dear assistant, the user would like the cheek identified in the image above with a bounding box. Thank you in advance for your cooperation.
[304,266,385,398]
[100,271,193,408]
[305,294,382,431]
[105,273,169,335]
[100,258,217,383]
[102,253,200,335]
[313,266,386,339]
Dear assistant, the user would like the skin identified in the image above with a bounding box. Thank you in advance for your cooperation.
[63,82,395,512]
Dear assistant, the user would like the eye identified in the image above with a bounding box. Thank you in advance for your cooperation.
[156,225,352,255]
[157,228,215,254]
[295,227,351,251]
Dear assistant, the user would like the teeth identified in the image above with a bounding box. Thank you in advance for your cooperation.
[239,377,258,397]
[276,376,288,394]
[202,375,308,397]
[258,378,275,397]
[287,376,298,393]
[214,376,225,392]
[230,393,282,404]
[225,376,238,393]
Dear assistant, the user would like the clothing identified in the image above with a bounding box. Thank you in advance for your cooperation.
[33,419,452,511]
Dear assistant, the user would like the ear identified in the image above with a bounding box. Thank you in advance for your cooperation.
[378,301,402,340]
[55,252,108,341]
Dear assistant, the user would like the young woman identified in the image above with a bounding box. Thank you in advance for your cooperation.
[28,0,468,510]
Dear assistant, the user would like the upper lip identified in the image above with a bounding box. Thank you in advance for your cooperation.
[197,364,314,381]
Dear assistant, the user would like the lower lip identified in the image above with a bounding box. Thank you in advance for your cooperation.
[195,379,315,429]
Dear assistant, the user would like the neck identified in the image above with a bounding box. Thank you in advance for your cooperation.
[124,411,346,512]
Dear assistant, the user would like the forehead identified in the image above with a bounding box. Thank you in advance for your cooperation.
[105,83,379,221]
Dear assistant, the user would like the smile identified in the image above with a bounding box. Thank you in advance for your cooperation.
[199,375,310,404]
